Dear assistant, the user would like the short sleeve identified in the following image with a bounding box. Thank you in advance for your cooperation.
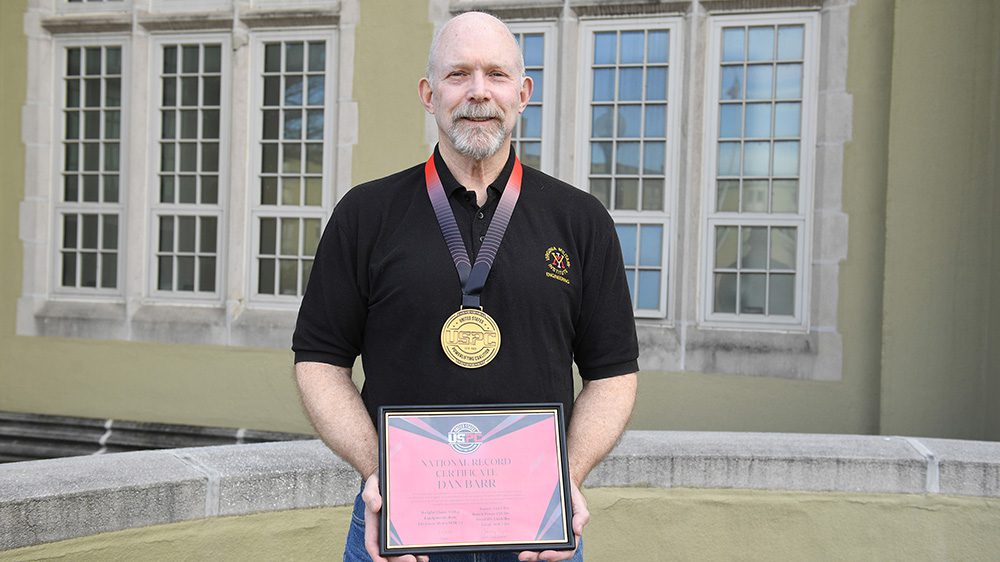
[572,214,640,380]
[292,206,369,367]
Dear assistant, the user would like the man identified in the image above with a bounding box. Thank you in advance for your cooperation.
[293,12,638,562]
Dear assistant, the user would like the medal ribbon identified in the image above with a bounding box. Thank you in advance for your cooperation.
[425,153,522,309]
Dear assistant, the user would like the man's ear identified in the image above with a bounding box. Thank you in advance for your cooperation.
[518,75,534,112]
[418,78,435,113]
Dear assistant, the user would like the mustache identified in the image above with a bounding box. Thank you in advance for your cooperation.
[452,103,505,123]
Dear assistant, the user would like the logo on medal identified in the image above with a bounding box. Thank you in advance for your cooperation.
[447,422,484,454]
[544,246,571,284]
[440,309,501,368]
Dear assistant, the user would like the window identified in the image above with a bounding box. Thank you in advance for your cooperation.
[152,40,227,297]
[56,43,125,294]
[251,35,335,301]
[578,20,681,318]
[701,14,818,329]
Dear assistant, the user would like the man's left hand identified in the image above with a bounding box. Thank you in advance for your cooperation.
[517,482,589,561]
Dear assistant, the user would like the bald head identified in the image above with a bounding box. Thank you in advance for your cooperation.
[426,12,525,86]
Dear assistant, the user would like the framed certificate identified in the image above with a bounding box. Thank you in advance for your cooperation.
[378,404,575,556]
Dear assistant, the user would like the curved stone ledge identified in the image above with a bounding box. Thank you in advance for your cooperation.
[2,431,999,551]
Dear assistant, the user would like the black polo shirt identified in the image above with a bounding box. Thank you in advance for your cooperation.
[293,147,639,425]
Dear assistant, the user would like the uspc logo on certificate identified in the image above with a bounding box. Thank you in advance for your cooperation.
[378,405,576,556]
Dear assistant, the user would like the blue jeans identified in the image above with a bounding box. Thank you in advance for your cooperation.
[345,491,584,562]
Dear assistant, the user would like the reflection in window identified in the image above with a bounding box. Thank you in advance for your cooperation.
[710,23,808,320]
[155,43,223,294]
[588,27,673,317]
[255,40,329,298]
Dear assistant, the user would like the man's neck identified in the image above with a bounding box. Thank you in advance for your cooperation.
[438,140,511,207]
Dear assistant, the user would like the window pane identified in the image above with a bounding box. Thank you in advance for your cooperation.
[307,75,325,105]
[522,34,544,66]
[616,224,637,266]
[777,26,804,61]
[771,180,798,213]
[265,44,281,73]
[644,105,666,138]
[615,179,638,211]
[646,67,667,101]
[279,259,298,295]
[304,218,322,256]
[101,252,117,288]
[305,177,322,206]
[592,106,613,138]
[590,178,610,209]
[717,142,740,176]
[159,216,174,252]
[158,256,173,290]
[286,43,304,72]
[775,64,803,98]
[201,217,217,253]
[618,68,642,101]
[642,179,664,211]
[308,42,326,71]
[719,104,742,138]
[717,180,739,212]
[594,32,616,65]
[639,225,663,266]
[283,143,301,173]
[102,215,118,250]
[774,102,801,136]
[527,69,543,100]
[284,109,303,140]
[742,180,768,212]
[620,31,644,64]
[714,273,737,313]
[745,103,771,138]
[741,226,768,269]
[280,219,299,256]
[177,256,195,291]
[715,226,738,269]
[520,105,541,137]
[637,270,661,310]
[199,257,216,292]
[285,76,303,106]
[773,141,800,176]
[590,142,612,174]
[746,64,773,100]
[740,273,766,313]
[720,66,743,100]
[204,45,221,73]
[592,69,615,101]
[770,227,797,269]
[62,252,76,287]
[743,142,770,176]
[647,31,669,63]
[617,105,641,137]
[769,273,795,315]
[82,214,98,248]
[282,177,300,206]
[520,142,541,169]
[722,28,744,62]
[81,252,97,287]
[307,109,324,140]
[616,142,639,174]
[260,218,277,254]
[259,258,275,294]
[202,176,218,205]
[178,216,196,252]
[748,27,775,61]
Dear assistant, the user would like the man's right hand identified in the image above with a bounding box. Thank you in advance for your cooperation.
[362,473,429,562]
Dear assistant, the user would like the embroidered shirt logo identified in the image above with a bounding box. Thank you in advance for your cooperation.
[544,247,571,285]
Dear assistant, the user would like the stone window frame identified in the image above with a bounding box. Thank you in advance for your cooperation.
[447,0,850,380]
[18,0,359,348]
[574,16,685,320]
[698,11,820,331]
[247,30,340,306]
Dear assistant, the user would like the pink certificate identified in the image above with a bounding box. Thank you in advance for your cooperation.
[378,404,575,556]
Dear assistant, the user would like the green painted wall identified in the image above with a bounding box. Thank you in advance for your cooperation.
[4,488,1000,561]
[988,1,1000,442]
[879,0,1000,440]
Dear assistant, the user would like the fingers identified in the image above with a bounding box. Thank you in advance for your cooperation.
[362,473,383,512]
[570,484,590,536]
[518,549,578,561]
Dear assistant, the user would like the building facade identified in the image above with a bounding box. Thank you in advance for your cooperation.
[1,0,998,441]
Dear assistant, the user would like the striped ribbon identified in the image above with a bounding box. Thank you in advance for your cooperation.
[424,154,523,309]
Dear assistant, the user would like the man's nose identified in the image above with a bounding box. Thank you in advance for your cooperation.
[467,71,490,101]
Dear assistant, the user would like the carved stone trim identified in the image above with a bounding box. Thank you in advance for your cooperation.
[137,12,235,32]
[240,10,340,29]
[570,2,691,18]
[41,15,132,35]
[700,0,823,13]
[450,6,564,20]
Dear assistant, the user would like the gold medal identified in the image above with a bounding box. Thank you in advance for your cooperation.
[440,308,501,368]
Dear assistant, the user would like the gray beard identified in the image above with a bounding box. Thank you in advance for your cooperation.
[446,104,511,161]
